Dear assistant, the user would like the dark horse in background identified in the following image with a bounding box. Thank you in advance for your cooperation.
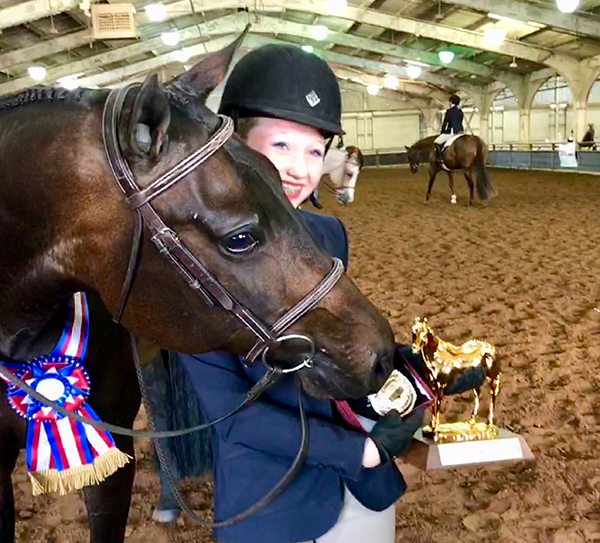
[0,33,396,542]
[405,134,496,206]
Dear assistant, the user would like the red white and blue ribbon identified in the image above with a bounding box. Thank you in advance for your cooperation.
[1,293,130,495]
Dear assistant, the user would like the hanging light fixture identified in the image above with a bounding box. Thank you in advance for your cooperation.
[484,26,506,46]
[311,25,329,41]
[438,50,454,64]
[28,66,47,81]
[161,31,180,46]
[383,74,399,89]
[510,56,518,68]
[405,65,422,79]
[367,84,380,96]
[556,0,579,13]
[144,3,167,21]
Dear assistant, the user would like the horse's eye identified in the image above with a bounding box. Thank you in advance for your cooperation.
[223,232,259,255]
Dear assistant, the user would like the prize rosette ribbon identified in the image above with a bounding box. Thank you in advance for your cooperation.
[0,293,130,495]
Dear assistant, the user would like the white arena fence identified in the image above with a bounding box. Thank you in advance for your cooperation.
[360,143,600,174]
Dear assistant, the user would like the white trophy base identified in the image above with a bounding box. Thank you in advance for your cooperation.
[402,428,534,471]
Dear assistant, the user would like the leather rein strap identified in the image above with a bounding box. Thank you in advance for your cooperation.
[102,83,344,365]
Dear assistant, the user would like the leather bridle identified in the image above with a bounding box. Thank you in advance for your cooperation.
[0,82,352,528]
[102,83,345,369]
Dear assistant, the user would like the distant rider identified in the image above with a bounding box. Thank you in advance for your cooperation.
[434,94,464,164]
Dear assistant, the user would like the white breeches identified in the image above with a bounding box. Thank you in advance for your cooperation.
[298,486,395,543]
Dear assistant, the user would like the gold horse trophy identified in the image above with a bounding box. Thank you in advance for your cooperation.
[404,317,533,470]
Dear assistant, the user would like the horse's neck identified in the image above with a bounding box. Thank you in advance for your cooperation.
[0,109,90,359]
[0,291,71,360]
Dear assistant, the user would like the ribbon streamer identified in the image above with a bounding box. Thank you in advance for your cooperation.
[1,293,130,495]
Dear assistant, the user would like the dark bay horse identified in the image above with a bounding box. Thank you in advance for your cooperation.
[0,34,395,542]
[405,135,496,206]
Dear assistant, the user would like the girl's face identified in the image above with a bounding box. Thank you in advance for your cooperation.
[244,117,326,208]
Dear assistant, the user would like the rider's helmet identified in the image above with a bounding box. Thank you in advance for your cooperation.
[449,94,460,106]
[219,44,344,137]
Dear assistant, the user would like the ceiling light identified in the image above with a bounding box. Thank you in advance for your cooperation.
[161,31,179,46]
[367,84,380,96]
[325,0,347,15]
[556,0,579,13]
[27,66,47,81]
[405,65,422,79]
[438,50,454,64]
[145,3,167,22]
[484,27,506,47]
[383,74,399,89]
[173,49,191,63]
[510,57,518,68]
[311,25,329,41]
[301,45,314,53]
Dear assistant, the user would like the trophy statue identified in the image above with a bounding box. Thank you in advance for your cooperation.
[400,317,533,470]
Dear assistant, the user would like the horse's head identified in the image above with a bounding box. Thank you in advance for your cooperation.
[405,144,420,173]
[331,146,363,205]
[411,317,432,354]
[1,34,394,399]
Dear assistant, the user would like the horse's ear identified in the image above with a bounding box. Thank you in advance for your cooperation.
[126,73,170,158]
[405,145,410,150]
[167,25,250,101]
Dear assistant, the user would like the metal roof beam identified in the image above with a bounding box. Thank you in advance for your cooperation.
[257,15,506,80]
[313,47,481,95]
[157,0,577,70]
[0,13,246,95]
[73,35,236,88]
[445,0,600,37]
[340,80,435,109]
[0,0,578,72]
[64,34,446,106]
[0,13,497,96]
[0,9,517,87]
[0,0,79,30]
[332,65,447,104]
[0,30,92,69]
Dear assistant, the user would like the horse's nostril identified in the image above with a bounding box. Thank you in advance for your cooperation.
[371,353,392,391]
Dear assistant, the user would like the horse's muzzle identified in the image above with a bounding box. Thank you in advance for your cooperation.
[410,164,418,173]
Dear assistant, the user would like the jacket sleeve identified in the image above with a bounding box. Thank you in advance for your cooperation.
[179,351,367,482]
[336,218,350,270]
[441,111,449,133]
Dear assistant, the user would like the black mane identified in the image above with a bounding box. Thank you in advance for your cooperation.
[0,83,212,127]
[0,86,97,111]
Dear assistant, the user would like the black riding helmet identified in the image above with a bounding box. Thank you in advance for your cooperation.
[219,44,344,137]
[449,94,460,106]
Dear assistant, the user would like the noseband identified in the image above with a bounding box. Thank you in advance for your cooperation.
[102,83,344,369]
